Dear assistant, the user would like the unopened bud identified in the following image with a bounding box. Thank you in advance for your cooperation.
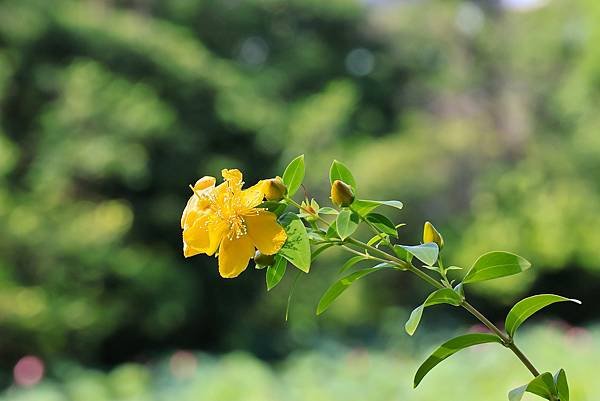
[254,250,275,268]
[264,176,287,201]
[423,221,444,249]
[331,180,355,207]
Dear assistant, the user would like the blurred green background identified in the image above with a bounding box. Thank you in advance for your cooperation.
[0,0,599,399]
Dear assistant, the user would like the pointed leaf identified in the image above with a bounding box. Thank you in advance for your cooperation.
[318,207,338,215]
[554,369,569,401]
[352,199,403,216]
[329,160,356,190]
[365,213,398,237]
[508,385,528,401]
[339,255,369,274]
[505,294,581,338]
[462,251,531,284]
[279,214,311,272]
[400,243,439,266]
[508,373,557,401]
[527,373,557,400]
[282,155,305,196]
[393,245,413,263]
[405,288,463,335]
[311,243,335,261]
[317,266,387,315]
[336,209,359,240]
[266,255,287,291]
[414,333,502,387]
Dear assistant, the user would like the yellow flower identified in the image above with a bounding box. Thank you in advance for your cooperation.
[181,169,287,278]
[423,221,444,249]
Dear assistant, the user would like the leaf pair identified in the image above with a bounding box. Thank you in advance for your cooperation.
[509,369,569,401]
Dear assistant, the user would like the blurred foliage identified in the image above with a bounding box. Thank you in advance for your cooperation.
[1,325,598,401]
[0,0,600,379]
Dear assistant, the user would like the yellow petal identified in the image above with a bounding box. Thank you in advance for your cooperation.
[206,218,228,256]
[181,177,216,229]
[245,210,287,255]
[183,241,202,258]
[222,169,243,188]
[193,176,216,191]
[218,233,254,278]
[242,180,267,208]
[183,216,211,255]
[183,215,227,257]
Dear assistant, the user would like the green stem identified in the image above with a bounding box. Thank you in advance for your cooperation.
[287,196,543,382]
[343,236,542,379]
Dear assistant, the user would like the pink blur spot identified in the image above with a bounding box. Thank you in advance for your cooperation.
[13,356,44,387]
[169,350,197,379]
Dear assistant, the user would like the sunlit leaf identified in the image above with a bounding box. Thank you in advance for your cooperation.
[365,212,398,237]
[336,209,359,240]
[266,255,286,291]
[509,372,557,401]
[329,160,356,190]
[279,214,311,272]
[393,245,413,264]
[399,243,439,266]
[352,199,403,216]
[405,288,463,336]
[554,369,569,401]
[505,294,581,338]
[282,154,305,197]
[462,251,531,284]
[318,207,338,215]
[414,333,502,387]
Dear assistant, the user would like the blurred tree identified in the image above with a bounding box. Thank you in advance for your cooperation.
[0,0,598,376]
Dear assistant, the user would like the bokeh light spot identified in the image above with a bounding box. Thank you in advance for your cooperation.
[13,356,44,387]
[345,48,375,77]
[169,351,197,379]
[238,36,269,67]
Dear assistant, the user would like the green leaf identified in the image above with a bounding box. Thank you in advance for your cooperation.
[339,255,369,274]
[258,201,287,216]
[336,209,359,240]
[509,373,557,401]
[279,214,311,272]
[554,369,569,401]
[318,207,338,215]
[282,154,305,197]
[326,221,339,239]
[317,266,387,315]
[366,233,387,247]
[365,213,398,237]
[311,243,335,261]
[414,333,502,388]
[329,160,356,190]
[399,243,439,266]
[352,199,403,216]
[405,288,463,336]
[505,294,581,338]
[462,251,531,284]
[393,245,413,263]
[266,255,287,291]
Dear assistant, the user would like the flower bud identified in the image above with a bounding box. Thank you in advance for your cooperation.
[423,221,444,249]
[264,176,287,201]
[254,250,275,268]
[331,180,355,207]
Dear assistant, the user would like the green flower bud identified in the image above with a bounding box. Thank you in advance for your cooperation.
[264,176,287,201]
[331,180,355,207]
[254,250,275,268]
[423,221,444,249]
